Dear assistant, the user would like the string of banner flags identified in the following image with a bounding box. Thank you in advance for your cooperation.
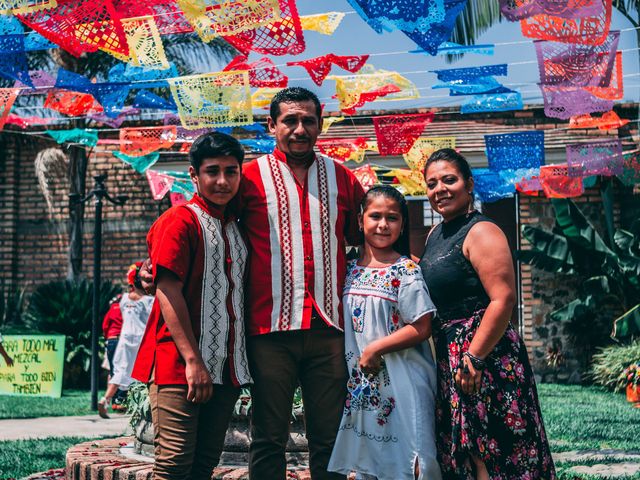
[0,0,638,204]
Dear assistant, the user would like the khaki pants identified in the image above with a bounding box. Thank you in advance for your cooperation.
[149,382,240,480]
[248,327,348,480]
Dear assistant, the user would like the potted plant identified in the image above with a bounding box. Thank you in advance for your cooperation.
[623,362,640,406]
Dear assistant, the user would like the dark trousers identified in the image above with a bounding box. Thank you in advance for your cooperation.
[149,383,240,480]
[105,338,119,377]
[248,327,348,480]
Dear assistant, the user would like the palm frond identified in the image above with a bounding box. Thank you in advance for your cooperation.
[612,0,640,26]
[164,35,238,75]
[450,0,503,49]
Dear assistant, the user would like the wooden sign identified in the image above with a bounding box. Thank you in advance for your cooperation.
[0,335,66,397]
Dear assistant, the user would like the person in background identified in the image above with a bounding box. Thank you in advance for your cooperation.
[102,291,123,406]
[98,262,154,418]
[419,149,555,480]
[0,332,14,367]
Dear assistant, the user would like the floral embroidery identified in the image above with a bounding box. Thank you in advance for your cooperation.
[344,364,395,425]
[351,297,365,333]
[344,258,421,301]
[389,306,400,333]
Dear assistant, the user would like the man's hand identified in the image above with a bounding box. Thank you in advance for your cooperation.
[185,360,214,404]
[140,258,156,295]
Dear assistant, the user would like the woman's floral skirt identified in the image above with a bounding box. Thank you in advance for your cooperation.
[433,311,556,480]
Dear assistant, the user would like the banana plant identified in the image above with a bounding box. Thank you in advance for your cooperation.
[517,197,640,341]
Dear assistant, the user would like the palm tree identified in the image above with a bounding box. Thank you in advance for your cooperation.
[12,33,237,280]
[449,1,638,52]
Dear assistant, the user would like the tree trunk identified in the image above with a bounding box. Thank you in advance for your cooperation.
[67,145,87,280]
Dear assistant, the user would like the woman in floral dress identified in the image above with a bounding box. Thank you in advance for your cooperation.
[419,149,556,480]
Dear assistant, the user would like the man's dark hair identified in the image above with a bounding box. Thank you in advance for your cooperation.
[269,87,322,122]
[189,131,245,172]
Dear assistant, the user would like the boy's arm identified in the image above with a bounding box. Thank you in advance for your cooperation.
[156,267,213,404]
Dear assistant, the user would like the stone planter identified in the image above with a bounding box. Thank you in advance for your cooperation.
[134,414,309,466]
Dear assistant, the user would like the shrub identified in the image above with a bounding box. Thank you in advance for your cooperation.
[0,280,27,331]
[25,279,121,388]
[126,382,150,430]
[590,341,640,392]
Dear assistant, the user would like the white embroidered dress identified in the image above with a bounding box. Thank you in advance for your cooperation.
[328,257,442,480]
[111,294,154,388]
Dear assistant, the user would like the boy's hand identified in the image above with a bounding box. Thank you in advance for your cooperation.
[185,360,214,404]
[140,258,156,295]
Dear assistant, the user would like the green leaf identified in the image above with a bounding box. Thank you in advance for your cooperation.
[614,228,640,261]
[518,225,575,273]
[449,0,502,56]
[551,198,614,256]
[549,297,593,322]
[615,229,636,253]
[612,304,640,340]
[583,276,611,296]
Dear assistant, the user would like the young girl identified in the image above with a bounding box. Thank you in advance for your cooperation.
[328,186,441,480]
[98,262,154,418]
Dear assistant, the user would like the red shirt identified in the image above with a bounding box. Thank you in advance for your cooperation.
[132,194,251,387]
[102,301,123,338]
[239,149,364,335]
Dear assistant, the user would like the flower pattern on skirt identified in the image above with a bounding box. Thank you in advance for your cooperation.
[434,311,557,480]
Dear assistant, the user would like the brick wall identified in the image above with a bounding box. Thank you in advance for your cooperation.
[518,184,633,381]
[0,132,166,292]
[1,107,638,380]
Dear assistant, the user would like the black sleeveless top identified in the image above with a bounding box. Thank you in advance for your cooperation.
[419,211,495,323]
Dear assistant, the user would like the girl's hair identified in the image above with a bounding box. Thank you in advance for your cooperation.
[360,185,411,257]
[424,148,473,182]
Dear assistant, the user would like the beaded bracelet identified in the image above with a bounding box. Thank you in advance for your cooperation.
[464,351,487,370]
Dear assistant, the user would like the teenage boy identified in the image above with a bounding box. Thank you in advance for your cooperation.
[132,132,251,480]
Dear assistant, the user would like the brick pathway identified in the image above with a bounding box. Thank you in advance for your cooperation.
[38,437,315,480]
[22,436,640,479]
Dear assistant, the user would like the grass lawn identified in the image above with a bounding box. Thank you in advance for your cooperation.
[1,385,639,478]
[538,384,640,452]
[0,390,92,419]
[0,436,95,479]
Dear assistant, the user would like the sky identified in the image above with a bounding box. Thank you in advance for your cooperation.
[236,0,640,113]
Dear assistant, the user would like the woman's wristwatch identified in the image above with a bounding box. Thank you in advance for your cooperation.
[464,351,487,370]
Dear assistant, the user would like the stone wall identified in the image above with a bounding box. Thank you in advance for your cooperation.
[519,183,634,382]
